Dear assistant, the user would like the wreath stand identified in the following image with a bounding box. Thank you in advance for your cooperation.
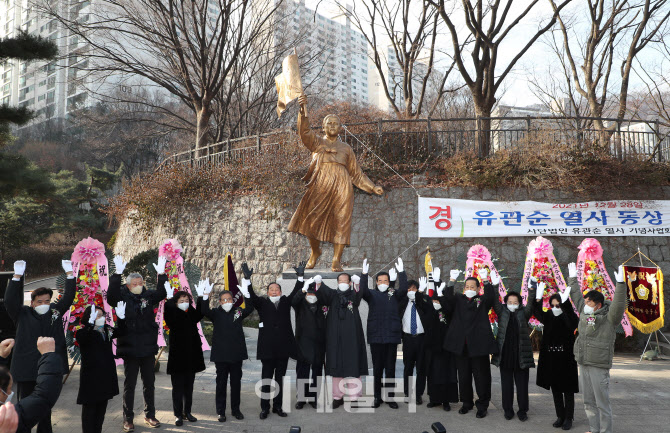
[63,360,78,385]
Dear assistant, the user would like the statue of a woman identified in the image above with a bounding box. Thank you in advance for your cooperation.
[287,95,384,272]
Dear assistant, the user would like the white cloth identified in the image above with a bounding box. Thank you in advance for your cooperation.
[402,300,424,335]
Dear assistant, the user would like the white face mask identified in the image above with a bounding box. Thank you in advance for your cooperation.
[269,295,281,303]
[464,290,477,299]
[551,307,563,316]
[95,317,106,327]
[338,283,350,292]
[507,304,519,312]
[583,305,595,315]
[433,302,442,311]
[221,303,233,312]
[377,284,389,292]
[306,295,317,304]
[130,286,143,295]
[34,304,50,315]
[177,302,189,311]
[407,291,416,300]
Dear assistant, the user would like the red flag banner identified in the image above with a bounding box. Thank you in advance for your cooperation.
[624,266,664,333]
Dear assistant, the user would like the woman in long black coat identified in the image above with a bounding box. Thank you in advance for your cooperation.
[163,291,205,426]
[533,293,579,431]
[76,304,126,433]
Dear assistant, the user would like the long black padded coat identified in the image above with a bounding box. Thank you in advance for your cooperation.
[163,298,206,375]
[491,286,537,369]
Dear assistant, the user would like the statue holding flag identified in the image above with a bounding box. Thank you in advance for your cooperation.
[276,50,384,271]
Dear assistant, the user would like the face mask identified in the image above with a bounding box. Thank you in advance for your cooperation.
[34,304,50,315]
[222,303,233,312]
[338,283,350,292]
[433,302,442,311]
[583,305,595,315]
[130,286,143,295]
[269,295,281,303]
[306,295,317,304]
[507,304,519,312]
[464,290,477,299]
[377,284,389,292]
[0,389,14,405]
[551,307,563,316]
[407,291,416,300]
[177,302,189,311]
[95,317,106,327]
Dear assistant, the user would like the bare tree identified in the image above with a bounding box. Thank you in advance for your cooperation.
[428,0,573,156]
[548,0,670,146]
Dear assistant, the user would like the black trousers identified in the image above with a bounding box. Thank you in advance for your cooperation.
[455,352,491,411]
[122,355,155,422]
[551,387,575,420]
[81,400,108,433]
[260,357,288,411]
[215,361,243,415]
[296,360,324,403]
[370,343,397,400]
[170,372,196,417]
[500,366,529,415]
[402,333,426,398]
[17,381,52,433]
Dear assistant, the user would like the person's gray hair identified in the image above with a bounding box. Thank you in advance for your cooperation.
[127,273,143,284]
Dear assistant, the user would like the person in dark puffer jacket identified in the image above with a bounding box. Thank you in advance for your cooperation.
[491,279,539,422]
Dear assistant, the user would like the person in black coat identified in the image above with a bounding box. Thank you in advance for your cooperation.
[491,281,538,422]
[163,288,206,426]
[0,337,63,433]
[439,268,499,419]
[421,275,458,411]
[107,255,168,432]
[5,260,75,433]
[534,292,579,430]
[76,304,126,433]
[244,263,301,419]
[202,281,253,422]
[360,258,407,409]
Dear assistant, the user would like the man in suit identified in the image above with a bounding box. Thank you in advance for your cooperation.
[245,263,302,419]
[439,268,499,419]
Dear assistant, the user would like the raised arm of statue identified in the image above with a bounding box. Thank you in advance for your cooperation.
[298,110,320,153]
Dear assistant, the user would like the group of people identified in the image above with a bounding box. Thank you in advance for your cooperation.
[0,253,627,433]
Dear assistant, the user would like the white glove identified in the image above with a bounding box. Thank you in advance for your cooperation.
[389,268,397,282]
[237,282,250,298]
[202,278,214,300]
[314,275,322,285]
[536,282,545,300]
[194,280,205,298]
[560,286,571,303]
[115,301,126,320]
[490,270,500,285]
[479,268,489,281]
[395,257,404,273]
[351,275,360,285]
[88,306,98,325]
[432,267,441,282]
[153,256,168,275]
[437,282,446,297]
[62,260,73,274]
[449,269,460,281]
[165,281,173,299]
[529,276,538,287]
[418,276,427,293]
[13,261,26,276]
[303,277,314,292]
[568,262,577,279]
[362,259,369,274]
[113,255,127,275]
[614,265,624,283]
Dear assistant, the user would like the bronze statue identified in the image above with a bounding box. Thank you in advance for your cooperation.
[287,95,384,272]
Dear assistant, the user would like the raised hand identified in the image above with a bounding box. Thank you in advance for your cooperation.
[203,278,214,300]
[560,286,571,303]
[614,265,625,283]
[294,261,307,277]
[529,275,538,288]
[164,281,173,299]
[0,402,19,433]
[432,267,441,282]
[351,275,360,285]
[303,277,315,292]
[389,268,397,282]
[536,282,546,300]
[449,269,460,281]
[62,260,73,274]
[490,270,500,285]
[113,255,127,275]
[88,306,98,325]
[314,275,322,286]
[0,339,14,359]
[362,259,369,275]
[115,301,127,319]
[437,282,446,297]
[418,276,428,293]
[195,280,205,298]
[395,257,404,273]
[237,281,250,298]
[153,256,168,275]
[36,337,56,355]
[568,262,577,279]
[479,268,489,281]
[13,261,26,277]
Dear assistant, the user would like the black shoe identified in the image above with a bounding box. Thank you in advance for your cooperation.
[458,406,471,415]
[218,414,226,422]
[373,398,382,408]
[295,401,306,410]
[476,409,487,418]
[232,411,244,420]
[553,418,565,428]
[426,402,441,408]
[518,411,528,422]
[272,407,288,417]
[175,417,183,426]
[416,396,423,405]
[562,419,573,430]
[504,411,514,420]
[309,402,317,409]
[386,401,399,409]
[443,403,451,412]
[332,398,344,409]
[259,410,268,420]
[183,413,197,422]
